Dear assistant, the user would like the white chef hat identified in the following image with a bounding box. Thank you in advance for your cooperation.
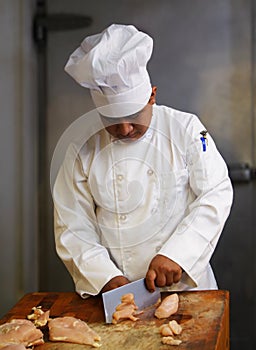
[64,24,153,117]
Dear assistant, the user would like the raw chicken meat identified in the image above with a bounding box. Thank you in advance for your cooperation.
[154,293,179,319]
[119,294,136,305]
[0,319,44,348]
[112,293,139,324]
[48,316,101,348]
[161,336,182,346]
[27,306,50,327]
[159,319,182,345]
[168,320,182,335]
[159,320,182,336]
[112,305,139,324]
[159,324,173,336]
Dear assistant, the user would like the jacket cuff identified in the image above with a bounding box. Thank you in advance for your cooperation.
[158,230,211,288]
[74,252,124,297]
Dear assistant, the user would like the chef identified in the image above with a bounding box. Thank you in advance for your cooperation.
[53,24,233,298]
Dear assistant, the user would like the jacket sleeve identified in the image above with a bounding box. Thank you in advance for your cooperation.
[53,143,123,297]
[158,115,233,287]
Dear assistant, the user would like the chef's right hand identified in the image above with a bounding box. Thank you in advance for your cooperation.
[101,276,130,293]
[145,254,182,292]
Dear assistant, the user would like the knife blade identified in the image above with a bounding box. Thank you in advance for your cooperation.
[102,278,161,323]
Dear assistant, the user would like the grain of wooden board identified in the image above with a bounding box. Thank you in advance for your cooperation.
[0,290,229,350]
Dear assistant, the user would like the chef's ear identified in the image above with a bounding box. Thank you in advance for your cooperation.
[149,86,157,105]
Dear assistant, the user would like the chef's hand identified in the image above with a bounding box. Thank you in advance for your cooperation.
[145,254,182,292]
[101,276,130,293]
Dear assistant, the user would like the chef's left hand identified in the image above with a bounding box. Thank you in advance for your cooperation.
[100,275,130,293]
[145,254,182,292]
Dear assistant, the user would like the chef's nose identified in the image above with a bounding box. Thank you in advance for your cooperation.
[117,122,133,136]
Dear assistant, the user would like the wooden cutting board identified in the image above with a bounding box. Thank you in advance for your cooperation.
[0,290,229,350]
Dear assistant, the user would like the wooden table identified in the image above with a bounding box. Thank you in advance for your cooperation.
[0,290,229,350]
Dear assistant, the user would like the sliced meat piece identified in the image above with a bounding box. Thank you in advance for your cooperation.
[168,320,182,335]
[154,293,179,319]
[112,305,139,324]
[27,306,50,327]
[112,293,139,324]
[161,336,182,346]
[120,293,137,305]
[159,324,173,336]
[48,316,101,348]
[0,319,44,348]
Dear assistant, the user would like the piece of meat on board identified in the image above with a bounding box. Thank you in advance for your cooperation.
[161,336,182,346]
[112,293,139,324]
[0,319,44,348]
[168,320,182,335]
[48,316,101,348]
[27,306,50,327]
[119,293,137,305]
[154,293,179,319]
[159,324,173,336]
[112,304,139,324]
[159,319,182,337]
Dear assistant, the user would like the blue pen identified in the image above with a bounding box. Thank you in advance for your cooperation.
[200,130,208,152]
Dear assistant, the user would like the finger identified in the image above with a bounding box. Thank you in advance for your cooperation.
[145,269,157,292]
[173,269,183,284]
[155,273,166,288]
[165,272,174,286]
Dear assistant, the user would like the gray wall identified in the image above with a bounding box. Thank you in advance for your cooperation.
[0,0,38,316]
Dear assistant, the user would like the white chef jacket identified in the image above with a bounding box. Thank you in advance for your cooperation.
[53,104,233,297]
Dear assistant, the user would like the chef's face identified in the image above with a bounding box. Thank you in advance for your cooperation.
[101,86,157,141]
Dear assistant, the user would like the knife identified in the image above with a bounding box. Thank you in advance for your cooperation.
[102,278,161,323]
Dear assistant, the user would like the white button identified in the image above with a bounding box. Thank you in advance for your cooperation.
[120,214,127,220]
[151,207,158,214]
[117,174,123,181]
[147,169,154,176]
